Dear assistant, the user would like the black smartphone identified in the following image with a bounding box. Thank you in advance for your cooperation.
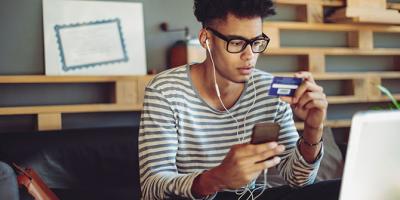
[250,122,280,144]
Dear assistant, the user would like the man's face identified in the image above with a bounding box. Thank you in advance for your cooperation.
[207,13,264,83]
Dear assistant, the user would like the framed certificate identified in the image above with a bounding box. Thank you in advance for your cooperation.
[55,18,129,72]
[43,0,146,75]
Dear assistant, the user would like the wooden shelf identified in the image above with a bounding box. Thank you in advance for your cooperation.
[0,104,142,116]
[295,119,351,130]
[379,72,400,79]
[272,95,399,105]
[327,96,366,104]
[273,0,344,6]
[263,47,400,56]
[264,22,400,32]
[325,119,352,128]
[369,94,400,102]
[0,75,152,83]
[273,0,400,11]
[262,21,400,74]
[388,3,400,10]
[275,72,400,79]
[326,95,400,104]
[326,0,400,24]
[264,48,400,55]
[0,75,155,130]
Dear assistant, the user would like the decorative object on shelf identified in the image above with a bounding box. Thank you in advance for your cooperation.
[160,22,206,68]
[43,0,147,75]
[167,39,206,68]
[159,22,190,41]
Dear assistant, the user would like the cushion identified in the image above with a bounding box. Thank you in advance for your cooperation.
[267,127,344,187]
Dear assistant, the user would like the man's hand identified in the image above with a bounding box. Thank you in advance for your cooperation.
[214,142,285,189]
[192,142,285,197]
[281,71,328,129]
[281,71,327,163]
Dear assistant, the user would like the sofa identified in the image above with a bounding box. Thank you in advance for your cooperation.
[0,126,344,200]
[0,126,141,200]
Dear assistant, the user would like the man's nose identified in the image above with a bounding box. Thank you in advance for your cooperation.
[241,44,255,60]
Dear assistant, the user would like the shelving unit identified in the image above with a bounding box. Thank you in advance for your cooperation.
[273,0,400,10]
[267,0,400,130]
[327,0,400,24]
[272,0,400,24]
[1,0,399,133]
[0,75,154,131]
[3,73,382,131]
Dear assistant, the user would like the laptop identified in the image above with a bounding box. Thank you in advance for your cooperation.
[339,110,400,200]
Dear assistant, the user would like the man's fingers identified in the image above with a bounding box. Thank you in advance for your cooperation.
[248,144,285,164]
[295,71,315,84]
[231,142,277,158]
[232,143,285,164]
[296,92,326,109]
[280,96,294,104]
[251,156,281,172]
[303,98,328,110]
[293,81,323,104]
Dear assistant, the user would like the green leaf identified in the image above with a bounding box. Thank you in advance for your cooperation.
[377,85,400,110]
[369,106,383,110]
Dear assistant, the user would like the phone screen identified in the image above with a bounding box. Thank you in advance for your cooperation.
[250,122,280,144]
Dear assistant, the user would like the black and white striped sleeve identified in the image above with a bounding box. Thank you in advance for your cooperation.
[274,101,323,187]
[138,86,204,200]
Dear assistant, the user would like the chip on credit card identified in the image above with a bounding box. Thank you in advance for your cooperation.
[268,76,302,96]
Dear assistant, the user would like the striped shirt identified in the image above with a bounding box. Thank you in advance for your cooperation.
[139,65,323,200]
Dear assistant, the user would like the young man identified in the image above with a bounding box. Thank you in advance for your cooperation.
[139,0,340,199]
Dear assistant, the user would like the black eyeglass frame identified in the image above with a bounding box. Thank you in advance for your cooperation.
[205,27,270,54]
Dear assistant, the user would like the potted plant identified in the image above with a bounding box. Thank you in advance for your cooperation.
[377,85,400,110]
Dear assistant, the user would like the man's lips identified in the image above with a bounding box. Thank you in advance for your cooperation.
[238,66,253,75]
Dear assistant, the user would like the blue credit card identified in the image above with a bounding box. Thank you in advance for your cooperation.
[268,76,302,96]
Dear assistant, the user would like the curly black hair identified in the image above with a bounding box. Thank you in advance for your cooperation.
[194,0,275,26]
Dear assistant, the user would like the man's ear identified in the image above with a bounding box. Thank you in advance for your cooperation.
[198,29,209,49]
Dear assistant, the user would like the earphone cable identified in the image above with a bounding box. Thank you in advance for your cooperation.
[206,39,266,200]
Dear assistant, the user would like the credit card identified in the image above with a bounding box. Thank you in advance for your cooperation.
[268,76,302,96]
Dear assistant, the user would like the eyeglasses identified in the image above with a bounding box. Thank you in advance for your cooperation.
[206,27,270,54]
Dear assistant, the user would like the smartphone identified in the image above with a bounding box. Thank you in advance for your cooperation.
[250,122,280,144]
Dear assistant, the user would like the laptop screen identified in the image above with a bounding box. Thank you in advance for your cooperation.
[339,110,400,200]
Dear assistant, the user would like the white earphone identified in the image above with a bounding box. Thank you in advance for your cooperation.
[205,38,258,142]
[205,39,222,98]
[205,38,265,200]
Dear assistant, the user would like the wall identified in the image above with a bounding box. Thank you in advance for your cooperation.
[0,0,201,132]
[0,0,398,133]
[0,0,201,74]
